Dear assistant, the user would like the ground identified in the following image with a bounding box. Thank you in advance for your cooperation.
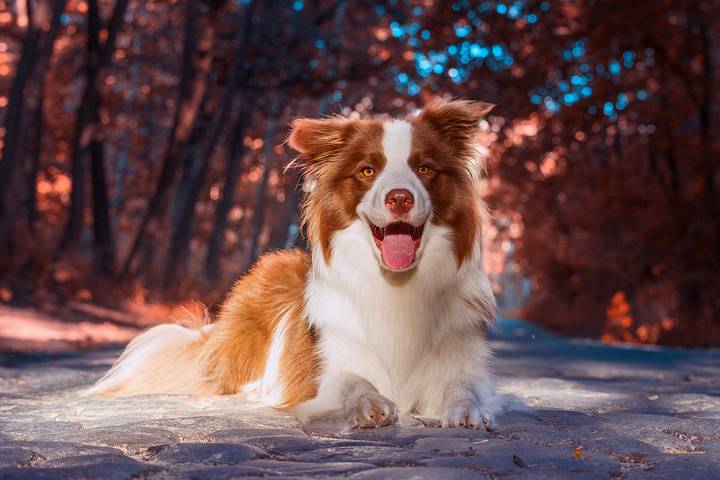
[1,314,719,479]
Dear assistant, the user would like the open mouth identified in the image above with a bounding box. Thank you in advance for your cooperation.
[370,221,425,271]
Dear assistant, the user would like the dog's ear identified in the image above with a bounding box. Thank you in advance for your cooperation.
[415,99,493,151]
[287,117,356,164]
[287,117,357,192]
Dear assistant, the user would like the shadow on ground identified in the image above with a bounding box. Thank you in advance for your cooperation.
[0,317,719,479]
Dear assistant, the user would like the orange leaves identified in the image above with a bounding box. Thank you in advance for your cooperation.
[601,290,678,345]
[602,291,635,343]
[606,291,633,329]
[572,446,584,459]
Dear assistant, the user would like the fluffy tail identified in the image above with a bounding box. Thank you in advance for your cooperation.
[84,307,214,397]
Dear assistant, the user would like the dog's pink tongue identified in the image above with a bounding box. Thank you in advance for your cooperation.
[380,233,416,270]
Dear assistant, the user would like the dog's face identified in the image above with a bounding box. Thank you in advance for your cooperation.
[289,100,492,272]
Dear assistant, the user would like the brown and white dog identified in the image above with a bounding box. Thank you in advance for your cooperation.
[87,99,501,430]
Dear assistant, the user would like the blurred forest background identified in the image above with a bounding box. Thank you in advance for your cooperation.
[0,0,718,348]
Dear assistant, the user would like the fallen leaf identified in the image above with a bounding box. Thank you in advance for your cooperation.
[512,454,527,468]
[573,446,584,459]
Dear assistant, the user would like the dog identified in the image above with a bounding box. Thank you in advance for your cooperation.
[86,99,501,430]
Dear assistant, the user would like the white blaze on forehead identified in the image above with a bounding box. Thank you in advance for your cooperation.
[357,118,430,227]
[381,120,413,169]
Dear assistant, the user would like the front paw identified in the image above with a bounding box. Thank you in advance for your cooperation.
[441,399,494,430]
[345,392,398,428]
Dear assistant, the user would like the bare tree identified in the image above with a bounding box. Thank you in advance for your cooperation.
[161,38,251,287]
[58,0,129,251]
[120,0,226,279]
[89,135,114,274]
[203,106,252,281]
[0,0,67,252]
[242,98,283,273]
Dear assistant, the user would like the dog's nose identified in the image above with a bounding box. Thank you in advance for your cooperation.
[385,189,414,214]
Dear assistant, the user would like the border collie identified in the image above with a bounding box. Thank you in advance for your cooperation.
[87,99,501,430]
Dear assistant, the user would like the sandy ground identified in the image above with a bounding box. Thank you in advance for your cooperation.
[0,313,719,479]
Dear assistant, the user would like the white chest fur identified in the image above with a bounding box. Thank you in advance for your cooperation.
[304,219,495,416]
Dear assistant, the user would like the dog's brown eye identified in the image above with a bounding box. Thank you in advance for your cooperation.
[417,165,431,175]
[361,167,375,177]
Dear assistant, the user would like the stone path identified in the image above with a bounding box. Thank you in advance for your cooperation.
[1,318,719,479]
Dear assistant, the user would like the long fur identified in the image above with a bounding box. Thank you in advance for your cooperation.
[84,323,213,396]
[87,99,501,428]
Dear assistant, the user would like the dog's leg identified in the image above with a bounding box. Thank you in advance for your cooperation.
[342,376,398,428]
[440,374,500,430]
[297,371,398,428]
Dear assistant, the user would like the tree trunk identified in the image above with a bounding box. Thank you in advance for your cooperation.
[25,84,44,229]
[243,100,282,273]
[0,14,41,218]
[696,18,720,263]
[203,106,253,280]
[120,0,225,279]
[59,0,129,251]
[111,9,146,230]
[169,0,255,236]
[0,0,67,251]
[162,36,254,287]
[267,167,301,251]
[162,3,255,286]
[159,94,216,289]
[90,135,114,275]
[25,0,65,231]
[693,14,715,198]
[169,97,213,235]
[660,91,679,195]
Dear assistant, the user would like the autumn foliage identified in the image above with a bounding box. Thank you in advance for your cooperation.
[0,0,718,346]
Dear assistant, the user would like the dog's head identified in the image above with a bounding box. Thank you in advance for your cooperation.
[288,99,492,273]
